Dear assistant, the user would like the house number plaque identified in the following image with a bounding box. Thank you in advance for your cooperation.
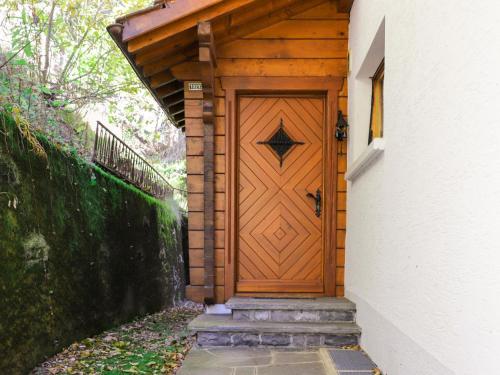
[188,82,203,91]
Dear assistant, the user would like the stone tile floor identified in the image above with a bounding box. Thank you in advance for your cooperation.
[177,347,380,375]
[177,348,330,375]
[327,349,378,374]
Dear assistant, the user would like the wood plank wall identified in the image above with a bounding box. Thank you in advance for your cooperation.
[186,1,349,303]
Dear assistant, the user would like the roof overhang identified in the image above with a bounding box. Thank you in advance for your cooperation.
[108,0,353,128]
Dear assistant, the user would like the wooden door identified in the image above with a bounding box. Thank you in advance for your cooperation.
[237,95,326,294]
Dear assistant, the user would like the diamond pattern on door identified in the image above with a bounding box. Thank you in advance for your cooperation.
[236,96,325,293]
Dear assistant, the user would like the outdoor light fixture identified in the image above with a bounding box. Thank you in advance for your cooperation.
[336,110,349,141]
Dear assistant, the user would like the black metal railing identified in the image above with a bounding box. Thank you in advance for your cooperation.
[93,121,173,199]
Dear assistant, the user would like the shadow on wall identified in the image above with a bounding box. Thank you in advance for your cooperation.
[0,112,186,374]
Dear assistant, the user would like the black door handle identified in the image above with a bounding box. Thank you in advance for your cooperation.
[306,188,321,217]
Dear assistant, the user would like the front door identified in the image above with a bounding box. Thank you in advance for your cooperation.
[236,95,326,294]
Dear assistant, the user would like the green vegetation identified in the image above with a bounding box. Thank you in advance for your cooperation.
[0,0,186,191]
[32,306,202,374]
[0,112,186,374]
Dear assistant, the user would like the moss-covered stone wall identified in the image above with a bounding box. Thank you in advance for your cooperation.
[0,113,185,374]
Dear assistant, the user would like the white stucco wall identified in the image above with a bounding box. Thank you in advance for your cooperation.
[346,1,500,374]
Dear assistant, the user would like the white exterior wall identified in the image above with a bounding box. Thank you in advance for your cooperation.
[346,1,500,374]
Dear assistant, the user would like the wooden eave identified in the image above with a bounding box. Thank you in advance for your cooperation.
[108,0,353,128]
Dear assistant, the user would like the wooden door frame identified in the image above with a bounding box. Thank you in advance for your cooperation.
[221,76,343,301]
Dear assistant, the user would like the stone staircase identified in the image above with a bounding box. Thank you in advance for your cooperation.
[188,297,361,348]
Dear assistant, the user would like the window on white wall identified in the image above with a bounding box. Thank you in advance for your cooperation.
[368,60,384,143]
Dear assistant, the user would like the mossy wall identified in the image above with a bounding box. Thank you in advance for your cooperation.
[0,113,185,374]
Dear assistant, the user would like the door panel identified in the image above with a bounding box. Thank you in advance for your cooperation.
[236,95,325,293]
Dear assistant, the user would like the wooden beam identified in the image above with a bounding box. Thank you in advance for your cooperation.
[168,101,184,114]
[127,0,259,54]
[198,21,217,67]
[198,21,217,304]
[143,48,197,77]
[134,29,197,66]
[216,58,348,77]
[164,92,184,107]
[216,0,325,46]
[122,0,223,41]
[171,106,185,117]
[239,19,348,39]
[211,0,296,36]
[218,39,348,59]
[173,111,185,121]
[149,70,175,89]
[155,80,183,98]
[170,61,203,81]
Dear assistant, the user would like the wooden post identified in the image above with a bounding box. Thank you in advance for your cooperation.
[198,21,216,304]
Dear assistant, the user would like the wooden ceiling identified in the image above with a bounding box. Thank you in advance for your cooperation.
[108,0,353,128]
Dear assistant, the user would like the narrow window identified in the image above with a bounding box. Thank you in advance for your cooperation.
[368,60,384,143]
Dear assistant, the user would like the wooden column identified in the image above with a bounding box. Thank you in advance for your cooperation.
[198,21,217,304]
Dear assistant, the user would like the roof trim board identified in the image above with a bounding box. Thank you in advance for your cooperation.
[121,0,223,42]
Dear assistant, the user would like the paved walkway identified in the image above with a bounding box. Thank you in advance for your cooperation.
[177,348,336,375]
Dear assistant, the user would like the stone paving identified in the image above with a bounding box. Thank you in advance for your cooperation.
[177,347,334,375]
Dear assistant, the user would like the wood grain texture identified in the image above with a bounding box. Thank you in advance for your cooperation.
[126,0,257,52]
[188,193,204,212]
[291,1,349,19]
[189,249,204,267]
[187,175,204,193]
[188,212,204,231]
[187,156,204,174]
[176,2,352,300]
[189,231,204,249]
[186,137,204,156]
[218,39,348,59]
[216,58,347,77]
[185,118,204,136]
[186,285,205,302]
[215,117,225,135]
[245,19,348,39]
[236,96,325,293]
[215,174,225,192]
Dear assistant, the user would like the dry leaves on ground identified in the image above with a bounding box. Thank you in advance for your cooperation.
[31,301,203,375]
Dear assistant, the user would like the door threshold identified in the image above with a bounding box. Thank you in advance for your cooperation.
[235,293,325,299]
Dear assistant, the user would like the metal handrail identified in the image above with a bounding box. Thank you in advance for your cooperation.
[92,121,174,199]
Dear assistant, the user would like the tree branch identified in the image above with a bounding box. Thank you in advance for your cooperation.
[41,0,56,84]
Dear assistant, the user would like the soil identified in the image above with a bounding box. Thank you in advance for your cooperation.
[30,301,203,375]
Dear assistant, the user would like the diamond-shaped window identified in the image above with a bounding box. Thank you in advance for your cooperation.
[257,119,304,167]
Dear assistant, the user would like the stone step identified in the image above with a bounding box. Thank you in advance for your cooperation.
[189,314,361,348]
[226,297,356,323]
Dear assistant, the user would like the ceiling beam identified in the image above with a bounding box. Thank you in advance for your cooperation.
[122,0,222,41]
[156,80,184,99]
[216,0,326,46]
[149,70,176,89]
[167,101,185,115]
[134,29,197,66]
[142,47,197,77]
[214,0,297,35]
[173,111,185,120]
[164,92,185,107]
[170,61,203,81]
[135,0,303,67]
[126,0,259,54]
